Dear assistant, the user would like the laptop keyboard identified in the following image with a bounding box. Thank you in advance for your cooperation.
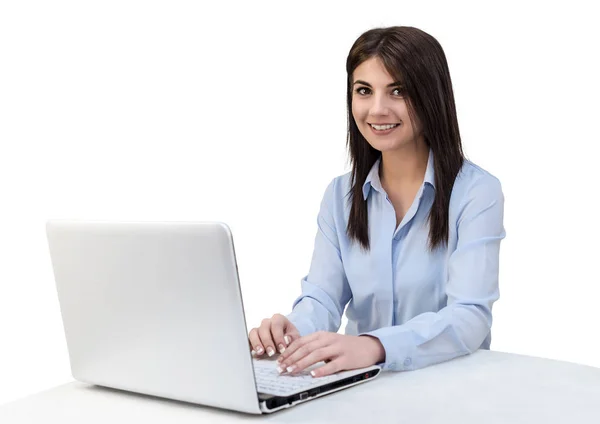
[252,357,337,396]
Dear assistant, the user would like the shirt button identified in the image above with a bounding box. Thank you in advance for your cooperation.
[403,358,412,367]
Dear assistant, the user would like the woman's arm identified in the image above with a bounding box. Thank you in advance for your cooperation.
[286,177,352,336]
[362,175,506,371]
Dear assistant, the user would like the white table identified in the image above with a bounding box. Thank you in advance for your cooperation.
[1,350,599,423]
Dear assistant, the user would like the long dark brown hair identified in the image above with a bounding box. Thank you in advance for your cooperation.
[346,26,465,253]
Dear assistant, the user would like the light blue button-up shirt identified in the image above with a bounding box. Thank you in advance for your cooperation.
[286,148,506,372]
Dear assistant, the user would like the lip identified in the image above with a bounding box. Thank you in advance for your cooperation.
[368,122,400,135]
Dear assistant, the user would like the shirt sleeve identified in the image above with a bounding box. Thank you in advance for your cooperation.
[286,177,353,337]
[361,175,506,372]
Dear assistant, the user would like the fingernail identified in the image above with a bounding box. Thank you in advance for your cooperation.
[276,366,284,374]
[310,370,316,377]
[286,365,296,373]
[284,335,291,345]
[255,346,263,354]
[267,347,275,357]
[251,350,256,356]
[278,344,285,354]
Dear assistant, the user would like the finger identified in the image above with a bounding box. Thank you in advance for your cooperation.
[287,346,338,375]
[277,331,321,365]
[270,315,287,354]
[283,323,301,347]
[278,330,300,356]
[248,328,264,357]
[283,319,301,344]
[258,319,277,357]
[279,338,327,373]
[276,333,308,365]
[308,357,345,378]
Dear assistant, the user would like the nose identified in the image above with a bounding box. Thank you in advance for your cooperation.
[369,92,392,116]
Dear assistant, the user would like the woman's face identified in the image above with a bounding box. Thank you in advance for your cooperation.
[351,56,423,152]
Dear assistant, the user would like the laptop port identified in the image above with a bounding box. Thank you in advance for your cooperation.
[299,392,308,400]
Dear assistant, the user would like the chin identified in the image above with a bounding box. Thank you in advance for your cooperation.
[365,139,405,152]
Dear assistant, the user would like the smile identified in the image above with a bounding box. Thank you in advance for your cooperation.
[369,123,399,130]
[369,123,400,134]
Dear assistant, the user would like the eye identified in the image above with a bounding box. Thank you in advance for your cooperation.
[354,87,404,97]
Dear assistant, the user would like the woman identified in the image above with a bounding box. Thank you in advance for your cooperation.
[248,26,506,378]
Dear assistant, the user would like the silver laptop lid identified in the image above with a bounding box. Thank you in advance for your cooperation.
[46,220,262,414]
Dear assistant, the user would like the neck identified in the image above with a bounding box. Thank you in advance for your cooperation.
[379,140,429,191]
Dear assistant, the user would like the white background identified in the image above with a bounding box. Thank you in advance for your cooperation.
[1,0,599,407]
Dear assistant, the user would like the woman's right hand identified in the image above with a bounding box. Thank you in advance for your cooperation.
[248,313,300,358]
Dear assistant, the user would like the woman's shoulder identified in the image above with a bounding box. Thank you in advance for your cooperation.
[315,171,354,214]
[451,157,504,218]
[455,156,503,194]
[331,170,354,201]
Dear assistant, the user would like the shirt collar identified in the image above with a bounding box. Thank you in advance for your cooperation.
[362,148,435,200]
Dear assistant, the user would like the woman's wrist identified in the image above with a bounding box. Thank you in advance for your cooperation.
[359,335,386,364]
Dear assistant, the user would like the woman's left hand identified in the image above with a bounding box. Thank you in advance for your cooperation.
[276,331,385,377]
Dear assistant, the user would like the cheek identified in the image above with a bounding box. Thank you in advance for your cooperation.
[351,102,366,123]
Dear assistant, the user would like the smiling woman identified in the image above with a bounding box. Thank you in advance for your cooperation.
[344,27,465,252]
[353,79,405,135]
[248,26,506,379]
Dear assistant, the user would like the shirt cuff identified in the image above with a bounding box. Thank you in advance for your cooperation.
[359,327,415,372]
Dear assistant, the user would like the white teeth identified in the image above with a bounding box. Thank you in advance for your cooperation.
[370,123,399,130]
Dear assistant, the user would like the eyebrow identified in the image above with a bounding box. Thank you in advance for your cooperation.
[353,80,403,88]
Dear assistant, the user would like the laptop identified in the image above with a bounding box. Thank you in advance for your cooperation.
[45,220,381,414]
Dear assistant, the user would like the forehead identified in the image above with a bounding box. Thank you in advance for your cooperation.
[352,57,395,83]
